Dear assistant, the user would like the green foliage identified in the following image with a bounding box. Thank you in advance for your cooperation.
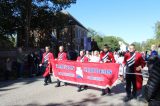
[155,21,160,40]
[0,0,76,48]
[88,28,122,51]
[132,42,142,51]
[0,35,14,49]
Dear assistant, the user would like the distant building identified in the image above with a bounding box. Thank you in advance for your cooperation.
[57,10,89,52]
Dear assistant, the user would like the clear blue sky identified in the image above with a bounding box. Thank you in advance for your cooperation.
[67,0,160,44]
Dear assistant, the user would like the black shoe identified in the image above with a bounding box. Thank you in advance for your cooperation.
[48,80,52,84]
[101,89,106,96]
[132,95,137,100]
[123,96,132,102]
[107,88,111,94]
[44,83,48,86]
[64,82,68,86]
[101,92,106,96]
[84,86,88,90]
[55,85,60,87]
[77,88,82,92]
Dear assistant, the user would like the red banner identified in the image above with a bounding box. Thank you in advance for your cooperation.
[51,60,120,89]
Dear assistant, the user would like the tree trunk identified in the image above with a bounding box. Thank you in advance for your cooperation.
[24,0,32,48]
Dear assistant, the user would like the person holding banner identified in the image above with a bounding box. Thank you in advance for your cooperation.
[100,44,116,96]
[39,46,54,85]
[77,50,89,92]
[123,44,146,102]
[90,50,100,62]
[55,46,68,87]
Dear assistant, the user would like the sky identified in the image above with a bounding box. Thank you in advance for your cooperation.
[66,0,160,44]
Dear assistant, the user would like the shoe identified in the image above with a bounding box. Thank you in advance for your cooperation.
[84,86,88,90]
[101,89,106,96]
[101,92,106,96]
[132,95,137,100]
[44,83,48,86]
[108,88,111,94]
[64,82,68,86]
[77,88,82,92]
[123,96,132,102]
[48,80,52,83]
[55,85,60,87]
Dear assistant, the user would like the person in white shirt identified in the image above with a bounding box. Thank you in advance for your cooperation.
[90,50,100,62]
[116,52,125,82]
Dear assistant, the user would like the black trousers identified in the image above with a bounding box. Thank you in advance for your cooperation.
[56,79,61,86]
[126,74,137,97]
[149,100,160,106]
[44,74,51,84]
[101,88,111,93]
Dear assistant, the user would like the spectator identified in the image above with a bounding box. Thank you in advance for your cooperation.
[144,56,160,106]
[91,39,99,51]
[150,45,158,57]
[34,51,41,76]
[28,51,35,77]
[116,52,125,81]
[67,45,77,61]
[5,58,12,80]
[16,47,25,78]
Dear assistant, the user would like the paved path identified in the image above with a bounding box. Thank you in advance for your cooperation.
[0,76,148,106]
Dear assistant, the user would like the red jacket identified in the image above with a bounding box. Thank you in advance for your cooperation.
[123,51,146,90]
[123,52,146,71]
[42,52,54,64]
[58,52,67,60]
[100,51,116,63]
[77,56,89,62]
[42,52,54,77]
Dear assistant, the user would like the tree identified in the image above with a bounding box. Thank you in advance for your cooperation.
[87,28,129,51]
[0,0,77,48]
[155,21,160,40]
[132,42,142,52]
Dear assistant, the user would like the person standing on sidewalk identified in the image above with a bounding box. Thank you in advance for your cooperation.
[16,47,25,78]
[144,56,160,106]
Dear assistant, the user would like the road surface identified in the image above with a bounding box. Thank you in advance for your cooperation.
[0,76,148,106]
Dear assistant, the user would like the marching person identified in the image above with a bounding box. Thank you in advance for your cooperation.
[90,50,100,62]
[39,46,54,85]
[85,50,91,61]
[123,44,146,102]
[55,46,68,87]
[77,50,89,92]
[100,44,116,96]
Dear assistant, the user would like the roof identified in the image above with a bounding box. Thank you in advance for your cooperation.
[61,10,88,31]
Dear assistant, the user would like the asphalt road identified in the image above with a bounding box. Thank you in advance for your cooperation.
[0,76,148,106]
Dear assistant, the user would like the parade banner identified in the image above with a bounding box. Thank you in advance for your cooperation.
[51,60,120,89]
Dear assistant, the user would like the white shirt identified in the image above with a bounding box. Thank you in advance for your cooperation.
[90,56,100,62]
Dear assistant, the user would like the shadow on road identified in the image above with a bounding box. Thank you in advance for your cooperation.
[0,76,43,90]
[25,93,135,106]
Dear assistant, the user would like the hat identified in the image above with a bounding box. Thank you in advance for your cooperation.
[104,44,110,49]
